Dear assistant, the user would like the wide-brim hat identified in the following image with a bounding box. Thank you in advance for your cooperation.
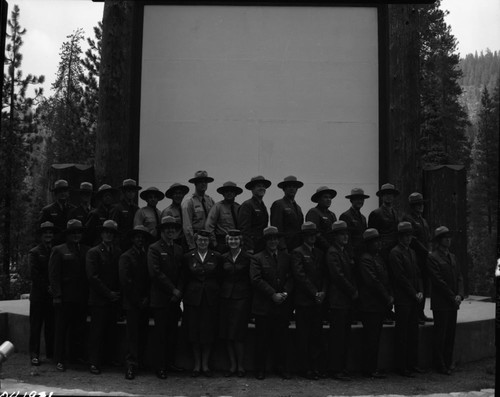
[95,184,118,200]
[96,220,119,234]
[245,176,272,190]
[140,187,165,201]
[77,182,94,194]
[217,181,243,195]
[189,170,214,184]
[277,175,304,189]
[397,221,413,235]
[120,179,142,191]
[301,221,318,235]
[408,192,427,205]
[38,221,59,234]
[165,183,189,199]
[157,215,182,230]
[432,226,452,241]
[51,179,70,193]
[127,225,153,241]
[345,187,370,199]
[262,226,283,239]
[64,219,85,234]
[376,183,400,197]
[329,220,349,234]
[311,186,337,203]
[363,228,381,242]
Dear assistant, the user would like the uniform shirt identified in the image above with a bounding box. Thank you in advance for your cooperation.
[402,211,431,258]
[161,203,183,225]
[69,204,94,226]
[270,197,304,251]
[182,193,215,250]
[368,205,400,249]
[28,243,53,302]
[205,200,240,241]
[358,251,392,312]
[111,199,139,238]
[326,242,357,309]
[305,206,337,251]
[339,207,367,259]
[291,243,326,307]
[134,205,162,239]
[237,196,269,253]
[389,243,422,306]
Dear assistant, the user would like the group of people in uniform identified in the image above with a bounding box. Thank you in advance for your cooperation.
[28,171,464,381]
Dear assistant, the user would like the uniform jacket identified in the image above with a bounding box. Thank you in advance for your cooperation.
[148,239,184,308]
[85,204,114,246]
[358,251,392,312]
[29,243,53,302]
[339,207,367,258]
[182,193,215,250]
[270,197,304,251]
[220,250,252,300]
[111,199,139,238]
[250,249,293,316]
[389,243,422,306]
[326,242,357,309]
[119,246,150,310]
[134,205,161,239]
[86,242,122,306]
[39,201,76,244]
[368,206,400,248]
[238,197,269,252]
[402,211,431,258]
[205,200,241,242]
[427,249,464,311]
[291,244,326,307]
[182,250,221,306]
[49,242,89,304]
[69,204,94,226]
[305,206,336,251]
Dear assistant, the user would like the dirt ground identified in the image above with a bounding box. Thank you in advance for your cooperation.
[0,352,495,396]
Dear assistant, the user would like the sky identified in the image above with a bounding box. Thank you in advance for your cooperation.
[8,0,500,96]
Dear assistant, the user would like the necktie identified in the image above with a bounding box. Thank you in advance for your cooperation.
[201,197,208,217]
[152,207,160,228]
[292,201,299,215]
[230,203,238,228]
[273,253,278,263]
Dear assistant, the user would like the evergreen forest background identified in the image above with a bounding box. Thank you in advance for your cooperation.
[0,2,498,299]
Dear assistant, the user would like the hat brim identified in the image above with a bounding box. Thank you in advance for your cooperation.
[245,180,272,190]
[409,199,428,205]
[120,185,142,191]
[51,186,71,193]
[127,229,153,240]
[345,194,370,199]
[376,189,400,197]
[364,235,381,242]
[311,189,337,203]
[189,177,214,184]
[157,222,182,231]
[277,181,304,189]
[263,232,284,239]
[96,226,119,235]
[301,230,318,236]
[217,186,243,195]
[39,226,60,234]
[64,227,85,234]
[95,188,119,199]
[139,191,165,201]
[432,232,452,241]
[77,189,94,194]
[165,185,189,199]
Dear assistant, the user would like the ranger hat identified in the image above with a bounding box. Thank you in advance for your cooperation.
[195,229,211,239]
[311,186,337,203]
[139,187,165,201]
[157,215,182,230]
[95,184,118,200]
[96,219,119,234]
[277,175,304,189]
[120,179,142,191]
[245,176,272,190]
[376,183,400,197]
[127,225,153,241]
[77,182,93,194]
[363,228,381,242]
[262,226,283,239]
[397,221,413,235]
[301,221,318,235]
[330,220,348,234]
[64,219,85,234]
[345,187,370,199]
[51,179,70,193]
[189,170,214,184]
[39,221,59,234]
[165,183,189,199]
[408,192,427,205]
[217,181,243,195]
[226,229,242,237]
[432,226,452,241]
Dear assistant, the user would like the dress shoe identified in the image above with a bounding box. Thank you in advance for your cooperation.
[332,371,352,381]
[56,362,66,372]
[420,315,433,322]
[398,369,415,378]
[156,369,168,379]
[277,370,292,380]
[364,371,386,379]
[202,369,213,378]
[437,367,452,375]
[89,365,101,375]
[224,370,236,377]
[411,366,426,374]
[255,371,265,380]
[191,369,200,378]
[167,364,185,373]
[237,370,246,378]
[125,367,135,380]
[31,357,41,366]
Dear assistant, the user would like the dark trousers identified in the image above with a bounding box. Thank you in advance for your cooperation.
[295,305,323,372]
[360,311,384,374]
[153,303,181,370]
[417,254,430,317]
[88,305,119,367]
[328,308,352,373]
[254,314,289,372]
[53,302,87,365]
[29,299,54,359]
[432,310,457,370]
[125,307,150,368]
[394,303,419,371]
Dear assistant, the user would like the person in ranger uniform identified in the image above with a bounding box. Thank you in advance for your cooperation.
[250,226,294,380]
[69,182,94,226]
[389,222,424,378]
[39,179,75,244]
[49,219,90,372]
[305,186,337,252]
[134,187,165,241]
[237,176,272,255]
[148,216,185,379]
[403,192,433,323]
[28,221,58,366]
[427,226,464,375]
[291,222,326,380]
[182,171,215,251]
[205,181,242,254]
[326,220,358,381]
[271,176,304,253]
[119,225,152,380]
[339,188,370,262]
[110,179,141,251]
[161,182,190,251]
[86,220,122,375]
[85,184,118,246]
